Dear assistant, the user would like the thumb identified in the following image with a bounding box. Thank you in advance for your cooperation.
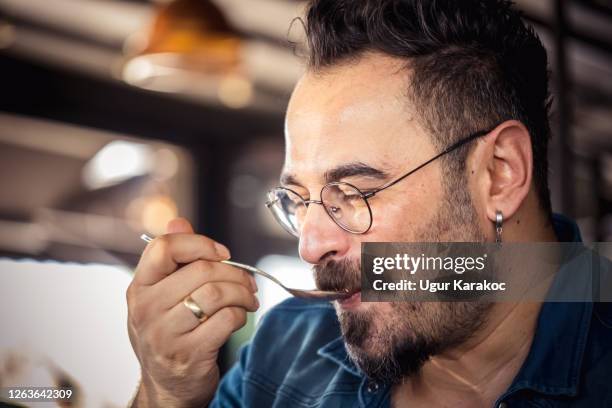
[166,217,195,234]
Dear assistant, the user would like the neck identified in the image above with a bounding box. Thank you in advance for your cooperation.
[409,304,540,406]
[392,301,541,408]
[392,203,558,407]
[503,191,558,243]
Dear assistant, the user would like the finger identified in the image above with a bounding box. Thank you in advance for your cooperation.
[164,282,259,335]
[185,307,249,351]
[191,282,259,316]
[152,261,257,309]
[166,217,194,234]
[134,234,231,286]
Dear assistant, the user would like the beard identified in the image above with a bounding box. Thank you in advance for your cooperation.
[313,184,490,384]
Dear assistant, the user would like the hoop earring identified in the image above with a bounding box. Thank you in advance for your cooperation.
[495,210,503,243]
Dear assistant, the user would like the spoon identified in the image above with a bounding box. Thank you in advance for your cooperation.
[140,234,353,301]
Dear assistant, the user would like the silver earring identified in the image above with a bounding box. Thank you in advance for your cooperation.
[495,210,503,243]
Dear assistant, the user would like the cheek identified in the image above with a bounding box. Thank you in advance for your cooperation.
[366,174,444,240]
[346,235,367,261]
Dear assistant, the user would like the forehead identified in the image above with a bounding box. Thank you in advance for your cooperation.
[284,53,424,181]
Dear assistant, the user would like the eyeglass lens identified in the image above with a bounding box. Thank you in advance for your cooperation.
[266,183,372,237]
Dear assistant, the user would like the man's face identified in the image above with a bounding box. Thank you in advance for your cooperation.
[283,53,489,383]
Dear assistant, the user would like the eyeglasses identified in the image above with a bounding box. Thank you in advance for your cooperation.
[265,128,492,238]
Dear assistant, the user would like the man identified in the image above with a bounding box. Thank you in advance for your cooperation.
[127,0,612,407]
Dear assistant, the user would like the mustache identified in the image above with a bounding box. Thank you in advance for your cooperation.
[313,258,361,292]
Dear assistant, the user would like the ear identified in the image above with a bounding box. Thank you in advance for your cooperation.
[473,120,533,224]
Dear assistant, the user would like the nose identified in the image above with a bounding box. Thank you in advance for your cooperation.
[298,202,351,265]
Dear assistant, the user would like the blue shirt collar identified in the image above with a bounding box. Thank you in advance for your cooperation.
[503,301,592,397]
[551,212,582,243]
[317,213,593,397]
[503,213,591,398]
[317,337,362,378]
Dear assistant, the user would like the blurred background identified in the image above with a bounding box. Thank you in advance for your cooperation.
[0,0,610,406]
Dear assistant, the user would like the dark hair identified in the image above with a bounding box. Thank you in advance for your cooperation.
[303,0,552,214]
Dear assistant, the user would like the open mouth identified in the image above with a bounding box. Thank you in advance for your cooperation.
[337,290,361,308]
[316,282,360,296]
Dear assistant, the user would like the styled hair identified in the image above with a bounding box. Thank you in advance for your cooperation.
[303,0,553,214]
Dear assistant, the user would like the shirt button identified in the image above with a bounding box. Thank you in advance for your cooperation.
[498,402,508,408]
[366,382,379,393]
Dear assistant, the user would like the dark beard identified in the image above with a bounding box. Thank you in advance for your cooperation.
[313,184,491,384]
[340,306,430,381]
[339,301,491,383]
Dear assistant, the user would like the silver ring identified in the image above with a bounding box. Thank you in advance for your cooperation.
[183,295,208,323]
[495,210,503,243]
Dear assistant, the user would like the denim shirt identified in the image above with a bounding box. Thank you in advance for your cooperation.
[210,214,612,407]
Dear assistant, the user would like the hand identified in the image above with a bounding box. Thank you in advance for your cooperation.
[127,218,259,407]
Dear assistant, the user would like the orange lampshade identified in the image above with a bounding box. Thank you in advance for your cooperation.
[121,0,252,107]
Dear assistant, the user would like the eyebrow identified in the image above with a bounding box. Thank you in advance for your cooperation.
[280,161,390,187]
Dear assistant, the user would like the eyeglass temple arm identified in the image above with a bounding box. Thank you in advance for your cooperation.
[363,128,492,198]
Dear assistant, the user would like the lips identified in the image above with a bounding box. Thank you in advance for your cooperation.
[338,290,361,309]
